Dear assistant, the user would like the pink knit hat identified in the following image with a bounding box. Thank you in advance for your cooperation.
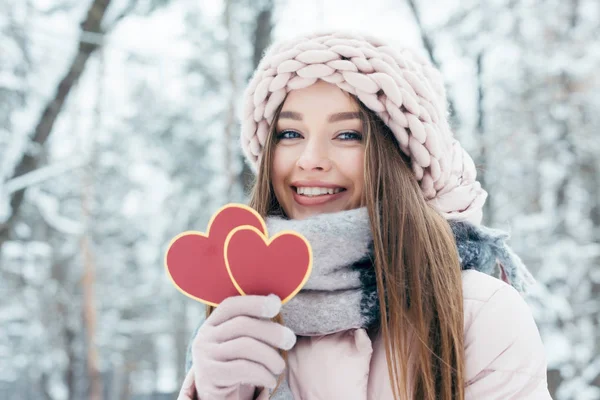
[240,31,488,224]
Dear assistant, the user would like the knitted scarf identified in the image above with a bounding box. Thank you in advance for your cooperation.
[266,207,534,337]
[185,208,535,396]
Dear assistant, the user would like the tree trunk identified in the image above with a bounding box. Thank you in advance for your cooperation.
[475,51,492,224]
[81,39,104,400]
[174,296,189,383]
[81,131,102,400]
[239,1,275,196]
[65,325,78,400]
[223,0,241,202]
[0,0,112,245]
[405,0,459,125]
[119,363,133,400]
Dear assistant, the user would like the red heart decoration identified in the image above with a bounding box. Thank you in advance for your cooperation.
[225,226,312,304]
[165,204,266,306]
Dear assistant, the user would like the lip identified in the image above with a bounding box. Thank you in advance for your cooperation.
[291,180,346,189]
[292,190,347,206]
[290,181,348,206]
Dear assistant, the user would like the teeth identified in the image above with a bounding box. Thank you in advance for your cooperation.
[296,187,343,196]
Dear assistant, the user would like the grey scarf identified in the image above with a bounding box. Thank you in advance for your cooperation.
[267,207,534,337]
[185,208,535,397]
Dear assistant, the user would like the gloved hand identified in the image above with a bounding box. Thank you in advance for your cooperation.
[179,294,296,400]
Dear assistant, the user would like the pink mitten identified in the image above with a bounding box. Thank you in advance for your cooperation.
[185,295,296,400]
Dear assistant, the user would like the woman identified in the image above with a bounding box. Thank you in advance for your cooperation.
[178,31,551,399]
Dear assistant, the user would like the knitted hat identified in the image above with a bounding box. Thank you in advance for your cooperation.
[240,31,488,225]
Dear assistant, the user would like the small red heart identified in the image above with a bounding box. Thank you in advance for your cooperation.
[225,226,312,304]
[165,204,266,306]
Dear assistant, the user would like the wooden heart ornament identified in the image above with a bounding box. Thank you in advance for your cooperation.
[164,204,266,306]
[225,226,312,304]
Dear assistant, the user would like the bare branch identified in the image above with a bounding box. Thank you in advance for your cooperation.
[405,0,440,69]
[104,0,139,31]
[5,157,87,195]
[0,0,112,242]
[405,0,459,125]
[38,1,79,16]
[429,4,478,33]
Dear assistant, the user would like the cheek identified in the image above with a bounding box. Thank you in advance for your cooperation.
[339,149,365,190]
[271,148,290,192]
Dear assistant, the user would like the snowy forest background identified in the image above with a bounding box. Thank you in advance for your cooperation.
[0,0,598,399]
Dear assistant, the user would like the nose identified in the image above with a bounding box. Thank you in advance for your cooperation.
[296,139,333,171]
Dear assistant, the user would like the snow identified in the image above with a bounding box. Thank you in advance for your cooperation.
[0,181,9,225]
[5,156,87,195]
[275,0,422,48]
[0,0,597,398]
[29,187,83,235]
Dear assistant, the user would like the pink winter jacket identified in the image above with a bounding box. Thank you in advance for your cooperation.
[256,270,552,400]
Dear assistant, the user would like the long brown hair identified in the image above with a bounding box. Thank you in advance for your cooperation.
[213,93,465,399]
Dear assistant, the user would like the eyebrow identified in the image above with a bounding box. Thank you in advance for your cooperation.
[279,111,361,123]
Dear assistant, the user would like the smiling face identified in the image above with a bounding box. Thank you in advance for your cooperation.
[271,80,366,220]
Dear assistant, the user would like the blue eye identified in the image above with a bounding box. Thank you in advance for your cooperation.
[337,131,363,141]
[277,130,302,140]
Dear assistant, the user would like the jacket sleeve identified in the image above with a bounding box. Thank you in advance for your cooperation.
[464,284,552,399]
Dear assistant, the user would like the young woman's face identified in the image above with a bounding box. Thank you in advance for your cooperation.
[271,80,365,220]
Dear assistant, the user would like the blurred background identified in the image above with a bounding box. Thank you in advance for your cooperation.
[0,0,598,399]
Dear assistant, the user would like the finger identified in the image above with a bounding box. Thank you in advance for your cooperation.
[213,359,278,390]
[177,368,196,400]
[208,294,281,326]
[216,336,286,375]
[214,315,296,350]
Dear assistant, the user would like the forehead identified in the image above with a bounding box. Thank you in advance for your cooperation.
[280,80,359,114]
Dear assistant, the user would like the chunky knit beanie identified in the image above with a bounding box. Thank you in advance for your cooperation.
[240,31,488,224]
